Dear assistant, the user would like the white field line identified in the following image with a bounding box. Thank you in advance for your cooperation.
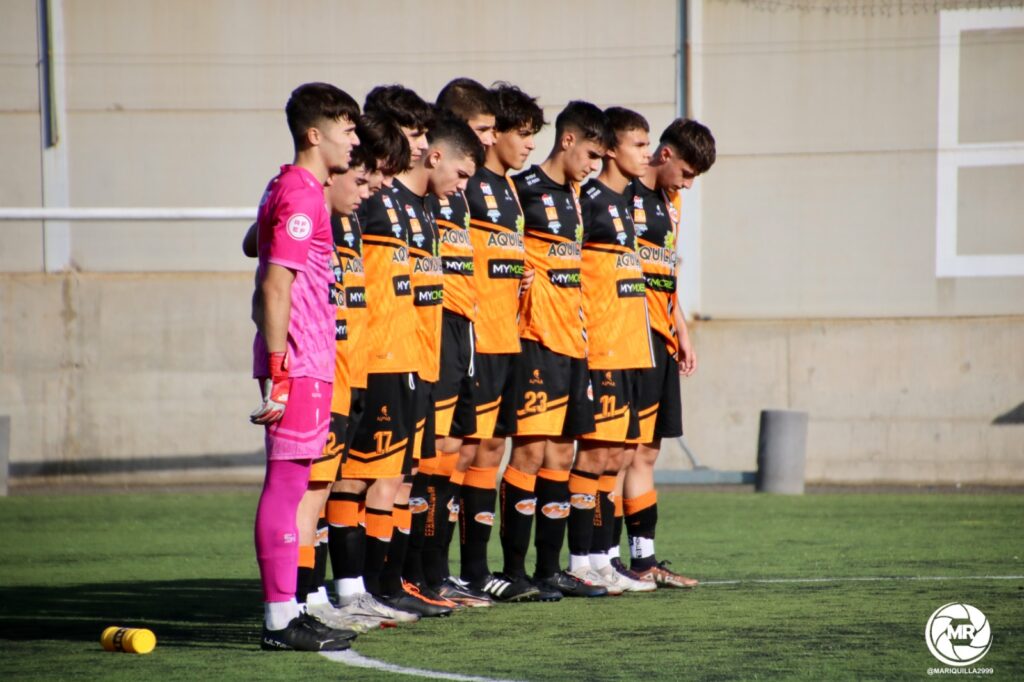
[321,649,524,682]
[701,574,1024,586]
[323,574,1022,679]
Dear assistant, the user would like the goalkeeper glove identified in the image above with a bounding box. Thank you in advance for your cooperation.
[250,351,290,424]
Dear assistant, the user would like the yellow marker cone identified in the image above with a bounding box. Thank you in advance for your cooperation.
[101,626,157,654]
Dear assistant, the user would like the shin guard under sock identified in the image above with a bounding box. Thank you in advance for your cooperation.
[459,466,498,583]
[498,465,537,579]
[381,503,411,595]
[362,507,393,596]
[533,468,570,579]
[625,490,659,571]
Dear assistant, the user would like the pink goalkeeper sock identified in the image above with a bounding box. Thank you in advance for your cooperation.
[254,458,312,602]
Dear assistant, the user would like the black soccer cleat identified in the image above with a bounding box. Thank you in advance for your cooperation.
[472,572,541,603]
[378,582,454,618]
[438,577,496,607]
[535,570,609,598]
[260,613,356,652]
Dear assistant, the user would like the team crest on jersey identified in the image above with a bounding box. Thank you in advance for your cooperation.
[541,194,554,207]
[608,205,620,218]
[405,204,417,219]
[382,195,394,209]
[286,213,312,240]
[480,182,493,195]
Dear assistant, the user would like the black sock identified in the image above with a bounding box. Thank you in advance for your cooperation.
[566,469,600,559]
[627,501,658,571]
[312,516,329,594]
[591,487,615,556]
[499,467,537,579]
[327,491,364,581]
[460,474,497,583]
[422,472,453,587]
[363,507,392,596]
[533,470,570,579]
[381,503,411,595]
[403,474,430,586]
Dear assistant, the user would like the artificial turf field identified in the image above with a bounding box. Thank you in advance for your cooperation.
[0,489,1021,681]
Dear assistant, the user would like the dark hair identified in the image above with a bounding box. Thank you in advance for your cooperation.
[285,82,360,150]
[490,82,545,134]
[354,112,410,176]
[364,84,435,132]
[659,118,716,174]
[427,113,485,168]
[436,78,495,122]
[603,106,649,149]
[554,100,607,146]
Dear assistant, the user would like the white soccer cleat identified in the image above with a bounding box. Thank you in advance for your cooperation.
[305,601,379,633]
[567,566,624,596]
[598,565,656,593]
[337,591,419,623]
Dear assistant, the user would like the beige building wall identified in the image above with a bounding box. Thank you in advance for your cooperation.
[1,0,1021,483]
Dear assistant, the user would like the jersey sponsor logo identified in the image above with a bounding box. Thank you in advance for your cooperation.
[393,275,412,296]
[529,369,544,385]
[343,230,356,247]
[387,208,399,223]
[548,268,581,288]
[617,278,647,298]
[382,195,394,209]
[586,186,601,199]
[570,493,596,510]
[514,498,537,515]
[443,256,474,276]
[474,511,495,526]
[342,258,364,275]
[408,497,429,514]
[488,258,525,279]
[391,223,403,238]
[413,283,444,306]
[330,284,344,307]
[546,241,581,258]
[487,209,502,222]
[345,286,366,308]
[286,213,312,240]
[607,204,620,218]
[524,173,540,186]
[405,204,418,219]
[643,273,676,294]
[335,319,347,341]
[412,255,442,274]
[392,246,409,263]
[541,501,570,519]
[480,182,493,195]
[541,193,555,207]
[440,228,471,246]
[485,195,498,210]
[440,205,453,220]
[615,252,642,269]
[486,232,524,249]
[637,244,675,266]
[545,206,559,221]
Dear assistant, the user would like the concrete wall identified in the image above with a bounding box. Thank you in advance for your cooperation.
[1,1,1022,483]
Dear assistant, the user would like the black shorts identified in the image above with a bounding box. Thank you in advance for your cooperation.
[633,333,683,442]
[580,369,641,443]
[345,372,416,479]
[435,311,477,438]
[310,412,347,482]
[409,376,436,471]
[509,340,595,438]
[470,352,519,439]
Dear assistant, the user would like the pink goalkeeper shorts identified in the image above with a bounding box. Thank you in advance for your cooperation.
[263,377,332,460]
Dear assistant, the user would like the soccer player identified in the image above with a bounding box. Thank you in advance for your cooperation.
[617,118,716,588]
[411,78,496,607]
[572,107,658,594]
[500,101,609,598]
[456,82,546,602]
[249,82,360,651]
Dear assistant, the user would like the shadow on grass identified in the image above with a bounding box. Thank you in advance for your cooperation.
[0,579,263,649]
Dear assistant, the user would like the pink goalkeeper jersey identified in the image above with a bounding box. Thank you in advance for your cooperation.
[252,164,334,382]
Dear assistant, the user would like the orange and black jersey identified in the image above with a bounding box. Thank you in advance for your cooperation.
[427,192,476,322]
[360,183,418,374]
[512,165,586,359]
[580,179,653,370]
[393,179,444,383]
[332,213,368,391]
[627,178,681,356]
[465,166,526,354]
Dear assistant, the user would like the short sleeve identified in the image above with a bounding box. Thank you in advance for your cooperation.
[264,186,322,272]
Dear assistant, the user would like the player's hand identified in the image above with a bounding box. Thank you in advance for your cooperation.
[677,335,697,377]
[519,266,535,297]
[250,351,290,424]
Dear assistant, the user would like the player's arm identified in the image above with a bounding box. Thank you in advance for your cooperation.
[242,222,258,258]
[673,295,696,377]
[251,263,295,424]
